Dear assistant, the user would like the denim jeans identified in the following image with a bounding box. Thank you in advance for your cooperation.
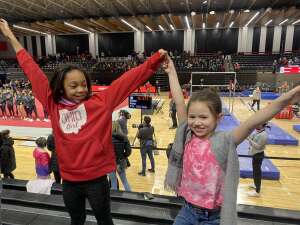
[109,171,131,191]
[173,202,220,225]
[62,176,114,225]
[140,144,155,173]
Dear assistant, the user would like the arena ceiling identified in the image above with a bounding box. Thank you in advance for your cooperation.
[0,0,300,35]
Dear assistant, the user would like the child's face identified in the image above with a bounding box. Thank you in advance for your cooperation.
[63,69,88,102]
[187,101,221,139]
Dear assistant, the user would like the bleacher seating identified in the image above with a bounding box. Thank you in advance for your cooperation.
[231,54,278,71]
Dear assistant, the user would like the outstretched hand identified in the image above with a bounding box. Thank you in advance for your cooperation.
[162,56,176,74]
[285,85,300,105]
[0,19,13,39]
[158,49,168,59]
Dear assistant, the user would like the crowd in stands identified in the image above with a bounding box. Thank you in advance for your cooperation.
[0,50,226,76]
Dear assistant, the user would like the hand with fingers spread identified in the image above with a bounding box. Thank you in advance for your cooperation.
[0,19,14,39]
[0,18,23,52]
[162,56,176,75]
[158,49,168,59]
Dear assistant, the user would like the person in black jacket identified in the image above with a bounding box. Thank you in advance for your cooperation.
[0,130,16,179]
[108,121,132,191]
[47,133,61,184]
[137,116,155,176]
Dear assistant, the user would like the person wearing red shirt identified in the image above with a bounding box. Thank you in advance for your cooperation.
[0,18,168,225]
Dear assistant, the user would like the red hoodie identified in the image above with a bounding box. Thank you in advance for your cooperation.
[17,49,163,181]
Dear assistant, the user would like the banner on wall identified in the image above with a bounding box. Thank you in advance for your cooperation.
[0,41,8,51]
[280,66,300,74]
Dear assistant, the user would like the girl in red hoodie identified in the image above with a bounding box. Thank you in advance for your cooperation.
[0,19,168,225]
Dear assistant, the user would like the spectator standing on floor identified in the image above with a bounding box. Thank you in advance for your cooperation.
[0,129,16,179]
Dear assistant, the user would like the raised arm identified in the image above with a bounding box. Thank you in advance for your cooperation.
[0,19,50,108]
[104,50,168,111]
[164,57,187,123]
[233,86,300,145]
[0,19,22,52]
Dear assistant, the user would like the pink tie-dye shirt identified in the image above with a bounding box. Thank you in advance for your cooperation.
[177,135,224,209]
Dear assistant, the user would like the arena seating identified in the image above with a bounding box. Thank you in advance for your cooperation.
[232,54,277,71]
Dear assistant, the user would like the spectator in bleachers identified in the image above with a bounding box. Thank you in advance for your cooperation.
[26,137,54,195]
[109,121,132,191]
[0,129,16,179]
[0,18,168,225]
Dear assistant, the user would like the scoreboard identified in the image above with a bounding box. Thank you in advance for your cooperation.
[280,66,300,74]
[128,94,152,109]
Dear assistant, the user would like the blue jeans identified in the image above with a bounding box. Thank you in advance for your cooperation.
[140,144,155,173]
[173,202,220,225]
[109,171,131,191]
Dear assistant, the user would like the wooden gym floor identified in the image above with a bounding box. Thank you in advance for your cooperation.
[10,92,300,211]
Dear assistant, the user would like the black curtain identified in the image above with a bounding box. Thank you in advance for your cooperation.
[265,26,274,53]
[31,36,37,57]
[40,36,46,57]
[252,27,261,53]
[293,25,300,51]
[98,32,134,57]
[195,28,238,54]
[56,34,89,55]
[280,26,287,53]
[144,31,183,55]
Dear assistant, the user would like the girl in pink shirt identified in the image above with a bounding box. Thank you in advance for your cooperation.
[164,57,300,225]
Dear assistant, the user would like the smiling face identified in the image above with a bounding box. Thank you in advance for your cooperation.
[63,69,88,103]
[187,101,222,139]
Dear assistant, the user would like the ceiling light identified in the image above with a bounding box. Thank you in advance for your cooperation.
[12,25,47,35]
[120,19,139,31]
[266,7,272,12]
[64,22,91,33]
[216,22,219,28]
[185,16,191,30]
[145,25,153,32]
[229,21,234,28]
[264,19,272,26]
[203,1,207,4]
[158,25,164,31]
[170,24,175,30]
[202,23,206,28]
[244,9,250,13]
[292,19,300,25]
[245,11,260,27]
[209,11,215,15]
[279,19,289,26]
[191,11,196,16]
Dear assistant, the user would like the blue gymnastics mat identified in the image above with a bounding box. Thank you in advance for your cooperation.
[216,112,280,180]
[267,123,298,145]
[293,125,300,133]
[241,90,280,100]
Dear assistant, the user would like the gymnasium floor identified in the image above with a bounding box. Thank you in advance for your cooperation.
[3,93,300,212]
